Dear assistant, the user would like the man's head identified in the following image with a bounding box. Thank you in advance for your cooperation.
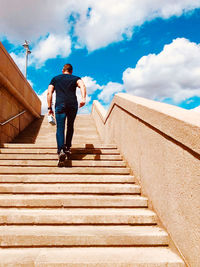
[62,63,73,74]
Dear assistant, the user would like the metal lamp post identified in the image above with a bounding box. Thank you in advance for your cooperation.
[22,40,31,79]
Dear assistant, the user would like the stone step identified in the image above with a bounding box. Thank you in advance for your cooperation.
[35,136,100,140]
[28,127,97,131]
[0,183,140,194]
[35,142,103,145]
[75,118,93,121]
[0,195,148,207]
[73,127,98,130]
[39,125,97,129]
[0,247,185,266]
[0,160,126,167]
[36,137,101,139]
[73,124,96,126]
[0,208,156,225]
[34,135,100,138]
[38,126,98,131]
[42,118,95,122]
[35,140,103,143]
[74,120,98,124]
[44,116,93,120]
[0,174,135,183]
[35,140,102,144]
[0,148,120,154]
[13,142,104,146]
[1,144,117,149]
[35,129,98,132]
[74,119,97,122]
[35,134,98,138]
[73,125,97,128]
[35,137,101,142]
[74,115,93,119]
[74,130,100,134]
[38,126,97,130]
[0,167,130,174]
[0,154,122,160]
[73,124,96,127]
[36,134,100,138]
[35,139,101,142]
[0,226,169,247]
[72,127,98,131]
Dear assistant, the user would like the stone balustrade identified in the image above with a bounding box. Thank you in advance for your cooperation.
[0,42,41,144]
[92,93,200,267]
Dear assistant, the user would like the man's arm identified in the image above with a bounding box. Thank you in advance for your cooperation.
[77,79,86,108]
[47,84,54,115]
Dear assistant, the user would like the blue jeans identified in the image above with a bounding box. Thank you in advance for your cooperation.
[55,104,78,153]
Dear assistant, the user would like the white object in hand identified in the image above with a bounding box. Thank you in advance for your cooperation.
[48,115,56,125]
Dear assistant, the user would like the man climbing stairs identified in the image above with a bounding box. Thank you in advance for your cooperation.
[0,114,185,266]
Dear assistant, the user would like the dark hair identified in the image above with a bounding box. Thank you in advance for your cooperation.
[63,63,73,73]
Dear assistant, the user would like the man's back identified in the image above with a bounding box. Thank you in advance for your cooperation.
[50,74,80,107]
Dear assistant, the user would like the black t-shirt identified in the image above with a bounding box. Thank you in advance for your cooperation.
[49,74,80,107]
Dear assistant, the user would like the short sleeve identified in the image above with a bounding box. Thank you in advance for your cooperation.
[49,77,56,86]
[75,76,81,84]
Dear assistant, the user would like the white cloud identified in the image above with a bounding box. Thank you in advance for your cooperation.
[10,52,34,86]
[10,52,25,74]
[76,76,102,113]
[76,88,91,106]
[79,77,124,104]
[74,0,200,50]
[38,89,55,115]
[123,38,200,103]
[0,0,74,42]
[38,90,48,115]
[98,82,124,103]
[10,34,71,69]
[33,34,71,67]
[1,0,200,51]
[81,76,102,95]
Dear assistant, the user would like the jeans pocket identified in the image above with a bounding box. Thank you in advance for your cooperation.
[55,104,65,114]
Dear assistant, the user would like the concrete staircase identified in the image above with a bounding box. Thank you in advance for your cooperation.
[0,114,185,266]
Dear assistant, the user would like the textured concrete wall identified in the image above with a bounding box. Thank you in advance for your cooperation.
[92,93,200,267]
[0,42,41,144]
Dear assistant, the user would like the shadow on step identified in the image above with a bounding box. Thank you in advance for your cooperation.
[60,144,101,167]
[12,116,45,143]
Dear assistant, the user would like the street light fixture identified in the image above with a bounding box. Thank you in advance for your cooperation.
[22,40,31,79]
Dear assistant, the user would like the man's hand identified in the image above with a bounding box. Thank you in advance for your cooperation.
[77,79,87,108]
[48,109,54,116]
[79,99,86,108]
[47,84,54,114]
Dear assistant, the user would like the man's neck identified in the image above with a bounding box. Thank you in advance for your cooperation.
[63,71,72,75]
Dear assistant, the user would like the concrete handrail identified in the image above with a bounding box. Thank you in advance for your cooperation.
[92,93,200,155]
[92,93,200,267]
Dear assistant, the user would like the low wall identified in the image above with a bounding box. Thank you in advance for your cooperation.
[92,93,200,267]
[0,42,41,144]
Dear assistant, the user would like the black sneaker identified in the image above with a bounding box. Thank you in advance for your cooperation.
[65,147,72,159]
[57,149,66,167]
[65,147,72,154]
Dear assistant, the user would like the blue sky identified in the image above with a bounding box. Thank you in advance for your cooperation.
[1,0,200,114]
